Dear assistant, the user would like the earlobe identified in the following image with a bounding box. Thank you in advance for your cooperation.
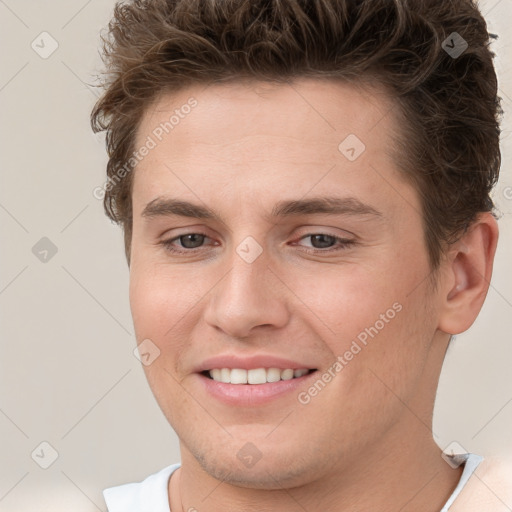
[438,213,499,335]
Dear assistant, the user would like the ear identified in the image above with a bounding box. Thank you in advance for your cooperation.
[438,212,499,335]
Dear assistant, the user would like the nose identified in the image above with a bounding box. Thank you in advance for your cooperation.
[203,247,290,340]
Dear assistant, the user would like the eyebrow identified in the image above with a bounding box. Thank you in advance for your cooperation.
[141,196,382,222]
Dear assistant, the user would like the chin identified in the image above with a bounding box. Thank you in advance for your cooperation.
[200,458,313,489]
[186,435,329,490]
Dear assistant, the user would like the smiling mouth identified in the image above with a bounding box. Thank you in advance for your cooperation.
[201,368,317,384]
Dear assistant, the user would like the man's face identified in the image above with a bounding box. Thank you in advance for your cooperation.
[129,79,447,487]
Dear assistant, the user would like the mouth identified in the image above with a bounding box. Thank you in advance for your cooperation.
[202,367,316,384]
[194,355,319,405]
[196,364,318,406]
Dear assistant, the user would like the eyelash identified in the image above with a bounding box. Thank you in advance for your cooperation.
[160,232,356,255]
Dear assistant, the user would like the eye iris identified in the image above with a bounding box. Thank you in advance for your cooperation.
[180,234,205,249]
[310,234,335,248]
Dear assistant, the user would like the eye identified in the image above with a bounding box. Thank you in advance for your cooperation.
[294,233,355,253]
[161,232,214,253]
[304,234,337,249]
[177,233,207,249]
[160,231,356,256]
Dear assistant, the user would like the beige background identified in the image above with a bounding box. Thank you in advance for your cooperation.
[0,0,511,510]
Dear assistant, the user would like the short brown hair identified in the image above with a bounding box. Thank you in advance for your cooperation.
[91,0,502,267]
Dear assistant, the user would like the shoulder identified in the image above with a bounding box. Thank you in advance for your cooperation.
[102,463,181,512]
[450,455,512,512]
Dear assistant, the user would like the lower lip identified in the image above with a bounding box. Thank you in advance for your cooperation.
[198,372,316,406]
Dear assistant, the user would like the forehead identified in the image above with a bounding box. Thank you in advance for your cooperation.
[131,79,413,220]
[136,78,397,150]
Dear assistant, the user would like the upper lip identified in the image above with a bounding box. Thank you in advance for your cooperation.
[195,354,316,372]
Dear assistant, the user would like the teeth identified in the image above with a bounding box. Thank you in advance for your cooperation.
[210,369,221,381]
[248,368,266,384]
[230,368,247,384]
[266,367,281,383]
[281,369,294,380]
[208,367,310,384]
[220,368,231,383]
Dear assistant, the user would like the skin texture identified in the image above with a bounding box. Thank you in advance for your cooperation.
[128,79,498,511]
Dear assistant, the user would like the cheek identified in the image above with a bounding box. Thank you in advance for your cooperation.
[128,262,200,410]
[129,267,170,341]
[292,259,434,387]
[289,263,401,340]
[128,257,223,392]
[129,258,205,341]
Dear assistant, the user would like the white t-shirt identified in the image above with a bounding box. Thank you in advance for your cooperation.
[103,453,510,511]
